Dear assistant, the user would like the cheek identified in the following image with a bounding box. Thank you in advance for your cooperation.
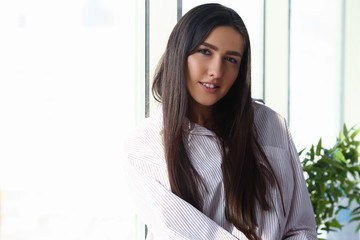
[186,61,196,91]
[186,56,203,81]
[226,69,239,87]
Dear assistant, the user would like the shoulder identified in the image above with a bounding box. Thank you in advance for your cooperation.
[123,107,171,189]
[252,100,289,149]
[124,106,165,165]
[127,109,162,141]
[252,99,284,125]
[125,107,163,149]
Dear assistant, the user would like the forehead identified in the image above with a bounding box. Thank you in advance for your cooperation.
[203,26,244,53]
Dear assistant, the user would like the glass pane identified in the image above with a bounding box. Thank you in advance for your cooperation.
[289,0,342,150]
[0,0,138,239]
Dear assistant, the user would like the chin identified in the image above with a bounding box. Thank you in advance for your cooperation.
[197,101,218,107]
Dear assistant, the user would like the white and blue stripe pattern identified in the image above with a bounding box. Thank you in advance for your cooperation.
[124,102,317,240]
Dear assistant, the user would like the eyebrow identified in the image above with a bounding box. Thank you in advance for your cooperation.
[201,42,242,57]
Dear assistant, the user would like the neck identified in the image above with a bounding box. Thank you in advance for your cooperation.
[188,98,214,129]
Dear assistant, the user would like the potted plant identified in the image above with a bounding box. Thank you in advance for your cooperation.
[300,125,360,239]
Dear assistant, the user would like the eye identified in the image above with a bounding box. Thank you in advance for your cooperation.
[197,49,211,55]
[225,57,238,64]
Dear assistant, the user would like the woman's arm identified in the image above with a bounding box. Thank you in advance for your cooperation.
[281,123,317,239]
[123,135,247,240]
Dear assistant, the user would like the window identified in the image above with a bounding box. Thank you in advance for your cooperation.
[0,0,138,239]
[1,0,359,239]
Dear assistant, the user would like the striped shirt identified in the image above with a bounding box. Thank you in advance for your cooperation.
[124,101,317,240]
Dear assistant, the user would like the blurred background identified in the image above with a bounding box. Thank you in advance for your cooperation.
[0,0,359,239]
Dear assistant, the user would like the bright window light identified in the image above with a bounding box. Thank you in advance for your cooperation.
[0,1,138,239]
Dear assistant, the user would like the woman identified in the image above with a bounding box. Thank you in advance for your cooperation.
[125,3,316,240]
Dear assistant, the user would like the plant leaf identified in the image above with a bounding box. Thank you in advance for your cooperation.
[351,127,360,140]
[332,150,346,164]
[340,131,346,142]
[299,148,306,156]
[351,206,360,214]
[316,138,322,156]
[349,216,360,223]
[343,124,348,136]
[329,218,342,229]
[310,145,315,159]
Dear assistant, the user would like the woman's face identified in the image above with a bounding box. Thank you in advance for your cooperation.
[186,26,244,108]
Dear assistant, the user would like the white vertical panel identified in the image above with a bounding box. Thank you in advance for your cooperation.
[135,0,146,123]
[289,0,342,150]
[182,0,265,99]
[344,0,360,128]
[149,0,178,114]
[264,0,289,120]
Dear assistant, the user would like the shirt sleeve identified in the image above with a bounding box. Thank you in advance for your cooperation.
[281,122,317,239]
[123,134,247,240]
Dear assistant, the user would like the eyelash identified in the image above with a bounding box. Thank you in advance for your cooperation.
[198,48,211,55]
[225,57,237,64]
[197,48,238,64]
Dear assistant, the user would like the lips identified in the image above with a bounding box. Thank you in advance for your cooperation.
[200,82,220,89]
[199,82,220,93]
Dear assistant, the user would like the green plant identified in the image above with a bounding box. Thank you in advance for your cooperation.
[300,125,360,238]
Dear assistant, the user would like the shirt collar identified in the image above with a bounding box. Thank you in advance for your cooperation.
[155,105,216,137]
[183,116,216,137]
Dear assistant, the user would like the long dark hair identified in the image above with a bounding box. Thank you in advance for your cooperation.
[152,4,285,240]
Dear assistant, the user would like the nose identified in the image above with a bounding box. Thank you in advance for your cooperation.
[208,57,223,79]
